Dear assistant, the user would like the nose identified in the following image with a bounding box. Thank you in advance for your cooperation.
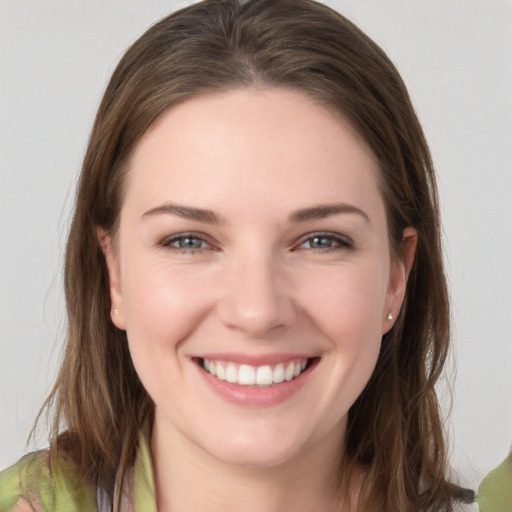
[216,252,296,338]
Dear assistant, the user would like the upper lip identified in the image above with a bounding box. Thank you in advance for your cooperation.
[194,352,317,366]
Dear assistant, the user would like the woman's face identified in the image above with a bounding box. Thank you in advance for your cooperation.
[103,88,412,468]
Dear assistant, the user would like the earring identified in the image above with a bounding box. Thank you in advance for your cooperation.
[387,313,393,320]
[112,309,119,317]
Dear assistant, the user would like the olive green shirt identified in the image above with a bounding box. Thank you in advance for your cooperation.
[2,434,510,511]
[0,433,156,512]
[477,452,512,512]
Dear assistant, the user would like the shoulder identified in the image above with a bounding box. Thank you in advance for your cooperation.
[0,449,97,512]
[0,450,51,511]
[477,452,512,512]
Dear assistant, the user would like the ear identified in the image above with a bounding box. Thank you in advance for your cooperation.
[382,227,417,334]
[97,228,126,330]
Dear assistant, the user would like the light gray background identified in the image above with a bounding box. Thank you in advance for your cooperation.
[1,0,511,492]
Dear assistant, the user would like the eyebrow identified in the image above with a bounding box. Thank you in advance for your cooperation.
[289,203,370,223]
[142,201,369,224]
[142,203,222,223]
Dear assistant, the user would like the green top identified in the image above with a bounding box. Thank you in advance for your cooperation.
[2,434,510,512]
[0,433,157,512]
[477,452,512,512]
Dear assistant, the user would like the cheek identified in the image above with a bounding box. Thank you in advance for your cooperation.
[289,266,387,429]
[121,261,215,351]
[298,263,388,345]
[120,263,218,402]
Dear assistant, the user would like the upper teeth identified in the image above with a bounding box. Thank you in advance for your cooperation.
[203,359,308,387]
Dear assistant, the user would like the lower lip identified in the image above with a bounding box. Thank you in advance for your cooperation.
[196,359,317,407]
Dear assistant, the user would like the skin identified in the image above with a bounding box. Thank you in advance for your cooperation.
[100,88,416,512]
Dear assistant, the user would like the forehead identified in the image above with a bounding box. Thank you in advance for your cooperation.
[124,87,383,220]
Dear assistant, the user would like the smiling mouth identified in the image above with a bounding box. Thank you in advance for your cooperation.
[197,357,317,387]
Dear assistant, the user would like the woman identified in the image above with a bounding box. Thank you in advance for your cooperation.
[0,0,476,510]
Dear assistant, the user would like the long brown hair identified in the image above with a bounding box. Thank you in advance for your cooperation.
[39,0,473,509]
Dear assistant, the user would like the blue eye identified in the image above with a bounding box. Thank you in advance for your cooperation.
[174,236,204,249]
[303,236,335,249]
[161,233,209,251]
[299,233,352,251]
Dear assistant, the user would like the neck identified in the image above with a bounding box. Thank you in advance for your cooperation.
[150,415,351,512]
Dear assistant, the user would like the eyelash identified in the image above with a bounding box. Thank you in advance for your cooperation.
[160,232,215,254]
[160,231,354,255]
[294,232,354,252]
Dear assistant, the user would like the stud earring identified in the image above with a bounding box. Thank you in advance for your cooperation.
[387,313,393,320]
[112,309,119,316]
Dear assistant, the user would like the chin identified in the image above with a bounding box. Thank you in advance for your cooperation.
[208,441,302,469]
[196,422,319,469]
